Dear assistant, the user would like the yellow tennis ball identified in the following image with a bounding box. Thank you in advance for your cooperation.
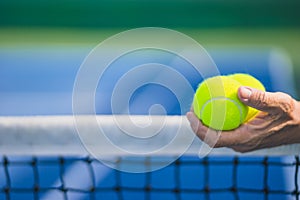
[229,73,265,122]
[193,76,248,131]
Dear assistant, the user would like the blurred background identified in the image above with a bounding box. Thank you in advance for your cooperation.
[0,0,300,96]
[0,1,300,200]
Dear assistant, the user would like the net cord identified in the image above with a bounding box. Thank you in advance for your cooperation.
[0,115,299,156]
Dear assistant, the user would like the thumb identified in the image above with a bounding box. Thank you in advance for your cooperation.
[238,86,292,114]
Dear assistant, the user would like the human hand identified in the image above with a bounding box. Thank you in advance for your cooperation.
[186,86,300,153]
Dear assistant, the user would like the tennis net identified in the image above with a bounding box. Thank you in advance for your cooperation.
[0,115,299,200]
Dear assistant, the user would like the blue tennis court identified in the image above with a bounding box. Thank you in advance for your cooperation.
[0,44,299,200]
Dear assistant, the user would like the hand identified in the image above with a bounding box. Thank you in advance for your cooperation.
[186,86,300,153]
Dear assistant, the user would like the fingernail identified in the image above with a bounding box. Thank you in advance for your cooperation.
[239,87,252,102]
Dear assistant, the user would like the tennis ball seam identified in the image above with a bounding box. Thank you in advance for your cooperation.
[200,97,244,125]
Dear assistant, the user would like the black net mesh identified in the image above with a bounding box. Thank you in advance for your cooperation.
[0,155,299,200]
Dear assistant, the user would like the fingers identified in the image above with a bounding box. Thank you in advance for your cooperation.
[187,86,299,153]
[186,111,247,148]
[238,86,294,115]
[186,111,219,147]
[186,111,207,135]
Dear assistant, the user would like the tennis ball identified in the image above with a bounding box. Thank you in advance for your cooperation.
[229,73,265,122]
[193,76,248,131]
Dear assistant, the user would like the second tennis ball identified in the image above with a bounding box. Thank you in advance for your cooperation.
[193,76,248,131]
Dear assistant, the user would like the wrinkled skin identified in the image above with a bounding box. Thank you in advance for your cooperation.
[187,86,300,153]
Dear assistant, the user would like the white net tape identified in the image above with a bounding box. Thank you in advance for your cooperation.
[1,115,299,157]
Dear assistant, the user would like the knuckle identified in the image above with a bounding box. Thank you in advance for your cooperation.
[191,123,198,133]
[274,92,295,114]
[207,141,215,148]
[204,134,220,148]
[213,141,222,148]
[250,90,296,116]
[251,90,268,108]
[204,136,214,147]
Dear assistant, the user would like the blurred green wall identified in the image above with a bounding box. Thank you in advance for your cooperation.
[1,0,300,96]
[1,0,300,28]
